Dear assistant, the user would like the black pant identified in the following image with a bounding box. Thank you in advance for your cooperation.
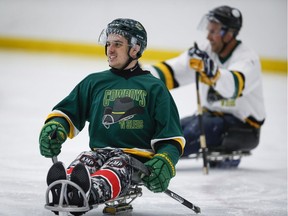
[181,112,260,156]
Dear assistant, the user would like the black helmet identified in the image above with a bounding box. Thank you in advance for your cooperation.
[208,6,242,31]
[99,18,147,58]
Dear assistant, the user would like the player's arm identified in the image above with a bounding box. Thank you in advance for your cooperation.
[143,51,195,90]
[189,43,245,99]
[141,83,184,193]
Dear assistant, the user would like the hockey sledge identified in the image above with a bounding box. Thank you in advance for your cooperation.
[45,157,201,215]
[45,178,143,215]
[45,158,145,216]
[185,150,251,168]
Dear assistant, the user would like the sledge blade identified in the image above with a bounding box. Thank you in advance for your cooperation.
[185,150,251,161]
[103,203,133,215]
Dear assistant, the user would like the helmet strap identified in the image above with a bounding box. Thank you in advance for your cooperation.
[218,28,229,54]
[106,39,140,71]
[219,35,237,58]
[219,26,237,54]
[119,46,138,71]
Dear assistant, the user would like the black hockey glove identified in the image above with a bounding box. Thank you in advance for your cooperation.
[39,121,67,158]
[142,153,175,193]
[188,43,220,86]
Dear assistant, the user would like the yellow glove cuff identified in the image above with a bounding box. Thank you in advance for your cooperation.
[154,153,176,177]
[199,70,220,86]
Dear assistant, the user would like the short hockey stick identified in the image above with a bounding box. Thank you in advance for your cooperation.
[194,42,209,175]
[164,189,201,213]
[196,72,209,174]
[48,127,59,164]
[130,157,201,213]
[52,156,58,164]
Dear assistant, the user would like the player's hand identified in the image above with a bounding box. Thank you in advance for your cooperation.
[188,43,220,85]
[39,121,67,158]
[142,153,175,193]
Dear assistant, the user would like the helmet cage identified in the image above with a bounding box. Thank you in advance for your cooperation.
[98,28,138,48]
[98,18,147,58]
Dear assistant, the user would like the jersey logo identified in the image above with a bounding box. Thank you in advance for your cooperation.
[102,96,145,129]
[207,87,236,107]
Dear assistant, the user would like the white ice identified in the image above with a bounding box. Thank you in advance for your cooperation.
[0,50,286,216]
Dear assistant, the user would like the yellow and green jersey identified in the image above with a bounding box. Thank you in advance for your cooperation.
[46,65,185,162]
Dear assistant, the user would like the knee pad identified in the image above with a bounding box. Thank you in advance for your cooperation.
[103,154,131,172]
[68,151,104,174]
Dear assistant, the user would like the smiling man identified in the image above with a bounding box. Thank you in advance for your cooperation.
[39,18,185,215]
[145,6,266,167]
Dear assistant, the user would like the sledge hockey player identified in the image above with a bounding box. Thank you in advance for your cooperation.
[39,18,185,215]
[145,6,266,167]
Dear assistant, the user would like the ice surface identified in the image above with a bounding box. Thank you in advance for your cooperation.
[0,50,286,216]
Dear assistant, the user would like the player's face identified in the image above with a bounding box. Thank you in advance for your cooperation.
[206,22,224,54]
[106,34,131,69]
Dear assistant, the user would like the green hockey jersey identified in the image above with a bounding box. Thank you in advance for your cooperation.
[46,65,185,160]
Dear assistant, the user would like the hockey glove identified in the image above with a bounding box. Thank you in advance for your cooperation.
[188,43,220,86]
[142,153,175,193]
[39,121,67,158]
